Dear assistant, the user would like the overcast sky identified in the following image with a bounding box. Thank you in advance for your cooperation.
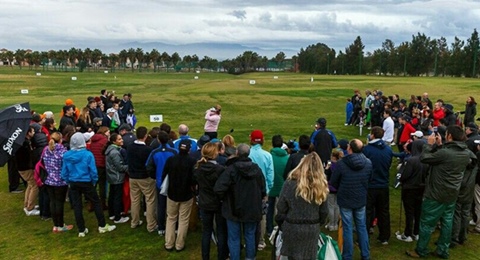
[1,0,479,59]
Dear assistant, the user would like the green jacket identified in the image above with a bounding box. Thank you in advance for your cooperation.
[420,141,471,203]
[269,148,289,197]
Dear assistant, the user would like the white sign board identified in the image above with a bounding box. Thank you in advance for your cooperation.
[104,70,109,74]
[71,77,77,81]
[194,76,199,80]
[150,115,163,122]
[310,77,314,82]
[249,80,256,85]
[273,76,278,79]
[21,89,29,94]
[36,73,41,76]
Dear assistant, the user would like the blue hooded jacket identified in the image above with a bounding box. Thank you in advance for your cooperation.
[61,133,98,184]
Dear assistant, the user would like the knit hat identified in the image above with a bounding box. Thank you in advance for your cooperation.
[43,111,53,119]
[197,135,210,148]
[250,130,264,143]
[65,99,74,106]
[107,108,116,114]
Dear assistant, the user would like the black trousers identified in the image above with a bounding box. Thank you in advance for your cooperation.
[70,182,106,232]
[46,185,68,227]
[108,183,123,221]
[367,188,391,241]
[7,157,23,192]
[401,188,424,237]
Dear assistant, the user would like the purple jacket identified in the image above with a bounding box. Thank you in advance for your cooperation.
[43,144,68,186]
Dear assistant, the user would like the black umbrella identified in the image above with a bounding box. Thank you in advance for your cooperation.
[0,102,31,167]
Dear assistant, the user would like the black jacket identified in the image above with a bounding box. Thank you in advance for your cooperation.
[163,153,196,202]
[400,140,428,190]
[283,150,308,180]
[214,157,266,222]
[194,161,225,211]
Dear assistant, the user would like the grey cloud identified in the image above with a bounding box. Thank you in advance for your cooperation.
[229,10,247,20]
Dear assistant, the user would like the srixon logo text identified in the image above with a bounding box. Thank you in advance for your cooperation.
[3,127,23,155]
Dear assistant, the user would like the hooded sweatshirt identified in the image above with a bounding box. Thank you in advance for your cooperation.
[269,147,289,197]
[330,153,372,209]
[362,139,393,189]
[214,157,266,222]
[193,161,225,211]
[61,133,98,184]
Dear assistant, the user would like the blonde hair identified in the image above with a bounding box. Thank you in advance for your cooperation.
[287,152,329,205]
[222,134,235,147]
[195,143,219,168]
[48,132,62,151]
[331,149,344,161]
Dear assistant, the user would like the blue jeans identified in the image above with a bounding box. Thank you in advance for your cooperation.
[226,220,257,260]
[340,206,370,260]
[200,209,228,260]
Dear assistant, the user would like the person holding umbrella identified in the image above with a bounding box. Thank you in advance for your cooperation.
[15,126,40,216]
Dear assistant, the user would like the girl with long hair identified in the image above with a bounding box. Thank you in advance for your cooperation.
[276,152,329,259]
[463,96,477,126]
[77,107,92,133]
[193,143,228,260]
[43,132,73,232]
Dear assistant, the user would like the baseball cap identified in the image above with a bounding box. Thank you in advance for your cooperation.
[250,130,264,143]
[411,131,423,138]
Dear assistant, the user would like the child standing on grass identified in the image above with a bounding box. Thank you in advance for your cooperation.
[61,133,116,237]
[325,149,343,231]
[345,98,353,126]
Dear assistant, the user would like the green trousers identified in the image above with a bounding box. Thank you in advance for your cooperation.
[415,197,455,258]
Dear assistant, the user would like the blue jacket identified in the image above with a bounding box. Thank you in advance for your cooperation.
[61,149,98,185]
[249,144,274,193]
[362,139,394,189]
[146,145,178,189]
[330,153,372,209]
[173,136,198,153]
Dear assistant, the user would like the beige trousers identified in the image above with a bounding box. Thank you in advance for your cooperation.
[18,170,38,211]
[165,198,193,250]
[130,178,157,231]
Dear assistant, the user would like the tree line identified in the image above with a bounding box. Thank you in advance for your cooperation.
[1,28,478,77]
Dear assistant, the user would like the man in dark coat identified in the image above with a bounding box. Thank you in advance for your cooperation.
[331,139,372,260]
[407,125,472,258]
[214,144,266,260]
[363,126,394,245]
[310,118,337,166]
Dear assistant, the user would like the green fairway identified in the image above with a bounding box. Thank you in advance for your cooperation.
[1,67,480,259]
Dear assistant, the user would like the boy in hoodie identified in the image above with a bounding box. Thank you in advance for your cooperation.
[363,126,394,245]
[61,132,116,237]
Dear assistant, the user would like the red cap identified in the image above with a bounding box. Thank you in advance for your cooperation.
[250,130,264,143]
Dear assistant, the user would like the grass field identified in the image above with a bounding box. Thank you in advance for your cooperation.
[1,67,480,259]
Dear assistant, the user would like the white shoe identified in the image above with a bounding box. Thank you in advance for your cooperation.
[98,224,116,233]
[396,233,413,242]
[109,216,115,220]
[470,220,476,226]
[257,241,266,251]
[114,217,130,224]
[390,142,396,146]
[78,228,89,237]
[26,209,40,216]
[131,220,143,229]
[344,123,348,126]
